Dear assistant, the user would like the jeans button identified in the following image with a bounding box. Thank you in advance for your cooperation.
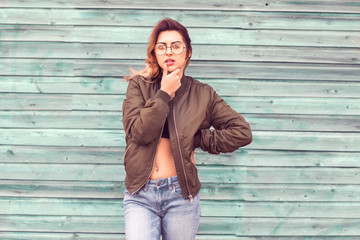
[157,182,161,186]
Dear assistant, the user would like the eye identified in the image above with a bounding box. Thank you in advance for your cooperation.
[156,44,166,50]
[172,42,182,49]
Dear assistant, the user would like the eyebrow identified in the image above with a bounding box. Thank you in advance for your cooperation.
[156,41,182,45]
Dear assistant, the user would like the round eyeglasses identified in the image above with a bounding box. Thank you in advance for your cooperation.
[154,41,186,56]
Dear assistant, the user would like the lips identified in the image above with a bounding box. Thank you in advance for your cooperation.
[165,59,175,65]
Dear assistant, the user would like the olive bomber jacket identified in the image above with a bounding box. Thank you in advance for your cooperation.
[122,74,252,200]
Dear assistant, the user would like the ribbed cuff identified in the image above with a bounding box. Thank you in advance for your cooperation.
[193,131,201,149]
[155,89,172,104]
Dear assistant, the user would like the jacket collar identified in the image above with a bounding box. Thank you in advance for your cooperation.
[154,73,192,99]
[176,74,192,98]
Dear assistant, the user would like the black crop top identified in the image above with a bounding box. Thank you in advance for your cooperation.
[161,119,169,139]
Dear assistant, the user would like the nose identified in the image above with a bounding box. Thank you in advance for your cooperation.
[165,46,172,55]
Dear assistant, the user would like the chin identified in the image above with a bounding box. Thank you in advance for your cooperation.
[168,66,177,71]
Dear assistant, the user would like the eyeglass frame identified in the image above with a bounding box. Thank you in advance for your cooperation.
[154,41,187,56]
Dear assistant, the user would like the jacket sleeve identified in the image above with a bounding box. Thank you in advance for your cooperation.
[122,77,171,146]
[195,87,252,154]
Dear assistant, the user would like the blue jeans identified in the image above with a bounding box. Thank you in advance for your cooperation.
[123,176,201,240]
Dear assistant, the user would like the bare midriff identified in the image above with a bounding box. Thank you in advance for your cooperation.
[150,138,196,180]
[150,138,177,179]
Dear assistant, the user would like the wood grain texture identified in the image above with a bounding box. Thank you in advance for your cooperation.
[1,9,360,31]
[1,215,360,236]
[1,2,359,239]
[1,233,360,240]
[2,0,360,13]
[1,234,360,240]
[1,77,360,98]
[2,180,360,202]
[1,25,359,47]
[1,111,359,132]
[1,59,359,81]
[1,197,360,219]
[1,145,359,167]
[1,163,359,184]
[1,94,359,115]
[1,42,359,64]
[0,129,359,151]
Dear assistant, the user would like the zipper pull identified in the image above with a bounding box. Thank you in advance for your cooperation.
[189,195,194,204]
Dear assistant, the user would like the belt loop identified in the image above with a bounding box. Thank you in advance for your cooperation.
[143,180,149,191]
[168,177,173,191]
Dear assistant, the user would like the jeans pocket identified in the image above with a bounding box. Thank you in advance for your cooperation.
[171,182,183,197]
[124,188,141,196]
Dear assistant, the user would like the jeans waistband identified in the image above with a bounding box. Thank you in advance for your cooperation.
[143,175,178,190]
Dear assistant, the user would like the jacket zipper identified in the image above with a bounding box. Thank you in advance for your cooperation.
[130,126,164,195]
[172,104,194,203]
[123,142,133,161]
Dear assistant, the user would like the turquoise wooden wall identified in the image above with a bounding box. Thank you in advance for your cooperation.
[1,1,359,239]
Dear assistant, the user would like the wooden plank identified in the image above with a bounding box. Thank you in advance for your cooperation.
[1,111,359,132]
[0,77,128,94]
[0,94,123,111]
[0,197,122,216]
[248,131,360,151]
[0,129,123,147]
[1,9,359,31]
[0,215,124,233]
[1,233,360,240]
[200,183,360,202]
[2,0,360,13]
[203,80,360,98]
[244,114,360,132]
[196,150,360,167]
[0,180,125,199]
[1,59,359,81]
[194,237,360,240]
[2,77,360,98]
[224,97,360,115]
[1,145,359,167]
[201,201,360,218]
[0,232,126,240]
[192,45,360,64]
[1,215,360,236]
[0,129,359,151]
[0,145,124,164]
[1,164,359,184]
[2,180,360,202]
[1,25,359,47]
[0,111,123,129]
[2,94,359,115]
[199,166,360,184]
[0,233,359,240]
[200,217,360,236]
[203,237,360,240]
[0,163,123,181]
[1,197,360,218]
[188,63,360,81]
[2,42,359,64]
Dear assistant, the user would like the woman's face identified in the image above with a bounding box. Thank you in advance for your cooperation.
[155,30,190,75]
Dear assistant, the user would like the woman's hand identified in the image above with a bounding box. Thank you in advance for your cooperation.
[191,151,195,165]
[160,64,181,99]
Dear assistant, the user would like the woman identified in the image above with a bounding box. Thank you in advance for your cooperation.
[122,18,252,240]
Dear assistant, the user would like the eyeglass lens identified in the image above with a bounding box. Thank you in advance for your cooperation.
[155,42,185,55]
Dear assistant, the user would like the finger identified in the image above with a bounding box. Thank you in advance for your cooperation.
[191,151,195,165]
[167,68,181,77]
[163,62,168,77]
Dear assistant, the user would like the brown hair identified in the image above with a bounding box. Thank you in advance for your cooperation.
[124,18,192,81]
